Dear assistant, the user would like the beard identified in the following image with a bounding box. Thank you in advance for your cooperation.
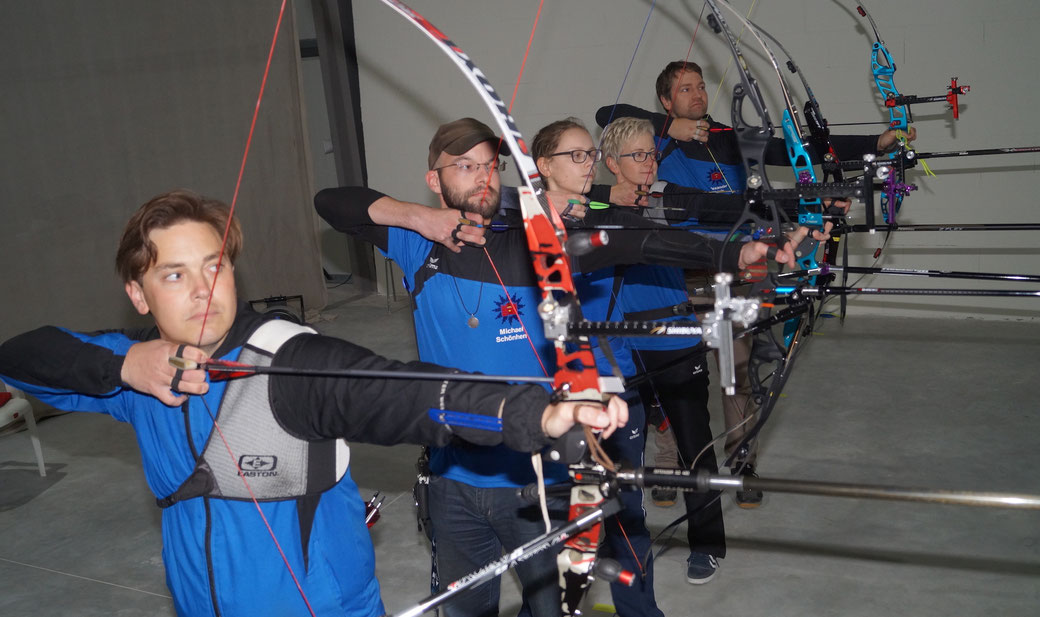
[440,176,500,219]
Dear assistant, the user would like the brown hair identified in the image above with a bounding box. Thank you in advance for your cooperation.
[655,60,704,103]
[115,189,241,283]
[531,117,588,173]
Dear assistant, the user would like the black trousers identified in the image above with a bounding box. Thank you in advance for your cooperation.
[635,347,726,557]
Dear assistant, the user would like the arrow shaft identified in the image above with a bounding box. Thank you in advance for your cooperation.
[846,222,1040,232]
[777,286,1040,298]
[203,363,554,385]
[780,266,1040,283]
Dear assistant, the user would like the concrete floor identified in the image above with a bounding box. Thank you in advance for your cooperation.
[1,284,1038,616]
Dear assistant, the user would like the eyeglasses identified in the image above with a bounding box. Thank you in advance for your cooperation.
[617,149,660,163]
[433,159,507,175]
[549,149,603,164]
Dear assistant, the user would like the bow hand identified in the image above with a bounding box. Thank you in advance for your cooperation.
[878,127,917,153]
[541,396,628,442]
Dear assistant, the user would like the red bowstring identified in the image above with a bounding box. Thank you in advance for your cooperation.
[480,0,543,203]
[487,0,653,588]
[482,247,550,378]
[198,0,286,347]
[477,0,550,379]
[191,2,316,615]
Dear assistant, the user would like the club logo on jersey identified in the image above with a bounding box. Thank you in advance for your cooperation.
[493,293,525,325]
[708,167,725,183]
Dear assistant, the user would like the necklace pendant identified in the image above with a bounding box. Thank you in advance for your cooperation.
[467,315,480,329]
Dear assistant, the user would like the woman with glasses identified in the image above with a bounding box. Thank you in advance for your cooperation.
[529,118,838,600]
[318,116,802,617]
[531,118,603,200]
[598,117,778,231]
[533,116,669,617]
[600,116,733,588]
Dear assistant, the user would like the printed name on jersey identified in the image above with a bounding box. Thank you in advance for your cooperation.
[495,326,529,344]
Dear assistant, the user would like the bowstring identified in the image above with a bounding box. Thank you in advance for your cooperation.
[626,0,759,464]
[480,0,656,582]
[631,0,763,569]
[476,0,552,380]
[588,0,658,189]
[186,2,317,614]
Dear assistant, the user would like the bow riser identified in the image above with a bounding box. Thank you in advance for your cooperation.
[381,3,606,613]
[870,42,907,131]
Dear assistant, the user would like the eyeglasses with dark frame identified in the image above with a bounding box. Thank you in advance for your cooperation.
[432,159,507,175]
[617,149,661,163]
[548,149,603,164]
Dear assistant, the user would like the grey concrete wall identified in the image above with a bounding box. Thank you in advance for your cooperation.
[348,0,1040,320]
[0,0,325,340]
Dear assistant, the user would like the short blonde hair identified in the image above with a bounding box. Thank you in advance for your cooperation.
[600,117,654,162]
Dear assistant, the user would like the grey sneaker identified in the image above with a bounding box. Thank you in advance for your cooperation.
[686,552,719,584]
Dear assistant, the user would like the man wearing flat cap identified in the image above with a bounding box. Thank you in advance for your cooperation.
[315,116,806,617]
[317,117,572,617]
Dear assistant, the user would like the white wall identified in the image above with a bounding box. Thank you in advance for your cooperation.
[349,0,1040,321]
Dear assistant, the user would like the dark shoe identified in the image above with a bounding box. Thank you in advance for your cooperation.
[686,552,719,584]
[733,463,763,509]
[651,487,677,507]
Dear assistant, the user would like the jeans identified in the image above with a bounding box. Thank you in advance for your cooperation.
[428,475,565,617]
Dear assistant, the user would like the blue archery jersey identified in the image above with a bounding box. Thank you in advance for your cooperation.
[384,219,568,488]
[574,267,639,379]
[575,259,697,379]
[617,263,698,352]
[656,134,747,196]
[0,322,383,617]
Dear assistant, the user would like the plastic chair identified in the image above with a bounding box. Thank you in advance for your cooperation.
[0,383,46,477]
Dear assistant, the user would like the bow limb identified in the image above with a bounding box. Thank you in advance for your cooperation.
[379,2,610,613]
[701,0,825,472]
[852,2,921,224]
[745,17,855,317]
[747,17,843,182]
[855,2,907,132]
[715,10,844,351]
[374,0,604,399]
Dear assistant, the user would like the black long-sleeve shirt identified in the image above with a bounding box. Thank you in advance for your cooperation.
[314,185,745,274]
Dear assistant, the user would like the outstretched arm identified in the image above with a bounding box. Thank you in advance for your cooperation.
[270,333,626,452]
[0,326,211,407]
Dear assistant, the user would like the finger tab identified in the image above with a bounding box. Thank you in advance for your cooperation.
[168,355,198,371]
